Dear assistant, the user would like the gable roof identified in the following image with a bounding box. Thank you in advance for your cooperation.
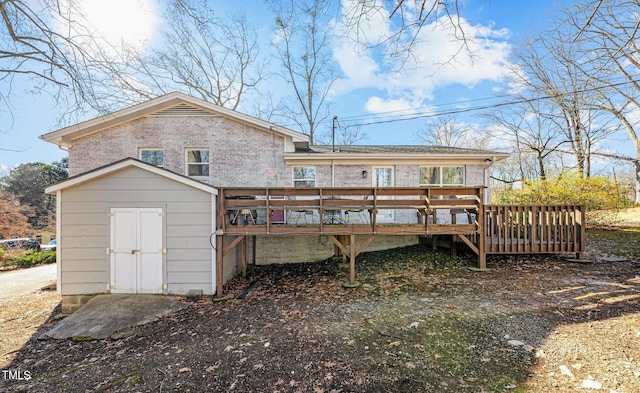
[40,92,309,147]
[45,157,218,195]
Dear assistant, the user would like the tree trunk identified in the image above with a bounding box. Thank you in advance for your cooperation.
[635,161,640,204]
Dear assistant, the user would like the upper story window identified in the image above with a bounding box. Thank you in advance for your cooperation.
[139,149,164,167]
[420,166,464,186]
[186,149,210,176]
[293,166,315,188]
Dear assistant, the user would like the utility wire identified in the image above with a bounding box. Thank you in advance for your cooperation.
[276,77,640,131]
[342,78,640,128]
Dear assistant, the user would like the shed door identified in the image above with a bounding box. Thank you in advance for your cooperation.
[110,208,163,294]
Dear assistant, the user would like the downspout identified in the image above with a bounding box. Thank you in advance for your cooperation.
[484,156,496,204]
[484,167,490,204]
[211,193,217,295]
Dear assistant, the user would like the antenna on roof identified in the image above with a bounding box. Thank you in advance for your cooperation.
[332,116,337,153]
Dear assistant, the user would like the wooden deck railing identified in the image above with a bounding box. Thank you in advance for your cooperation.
[484,205,585,257]
[217,186,484,237]
[214,187,586,297]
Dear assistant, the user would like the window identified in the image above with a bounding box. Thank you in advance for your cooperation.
[139,149,164,167]
[293,166,315,188]
[186,149,210,176]
[420,166,464,186]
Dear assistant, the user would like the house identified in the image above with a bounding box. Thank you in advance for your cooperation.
[42,92,508,313]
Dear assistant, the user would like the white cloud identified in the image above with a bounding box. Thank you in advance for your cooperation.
[333,3,514,115]
[364,96,424,114]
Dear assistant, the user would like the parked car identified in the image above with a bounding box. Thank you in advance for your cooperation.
[40,239,57,252]
[0,238,40,250]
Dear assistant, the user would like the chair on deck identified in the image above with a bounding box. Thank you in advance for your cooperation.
[345,196,370,224]
[286,197,317,225]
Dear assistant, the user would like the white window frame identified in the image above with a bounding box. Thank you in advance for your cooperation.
[293,166,316,188]
[185,149,210,177]
[139,149,164,167]
[419,166,465,186]
[372,166,395,221]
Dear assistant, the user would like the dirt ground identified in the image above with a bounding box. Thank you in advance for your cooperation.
[1,228,639,393]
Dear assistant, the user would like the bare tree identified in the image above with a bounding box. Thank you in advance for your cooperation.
[84,0,266,113]
[510,31,615,178]
[565,0,640,202]
[316,119,367,146]
[339,0,470,65]
[0,0,107,116]
[340,1,625,67]
[414,116,491,149]
[485,101,566,182]
[271,0,338,144]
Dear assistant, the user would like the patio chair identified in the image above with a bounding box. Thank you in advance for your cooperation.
[345,196,370,224]
[287,209,316,225]
[286,196,317,225]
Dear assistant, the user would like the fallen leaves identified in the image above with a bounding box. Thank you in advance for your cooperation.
[5,239,640,393]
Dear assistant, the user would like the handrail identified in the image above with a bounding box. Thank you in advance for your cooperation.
[218,186,485,236]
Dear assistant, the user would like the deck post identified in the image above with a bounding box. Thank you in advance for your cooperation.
[241,236,247,277]
[216,234,223,298]
[350,234,356,283]
[252,236,257,266]
[478,188,486,269]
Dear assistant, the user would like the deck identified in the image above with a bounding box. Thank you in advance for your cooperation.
[215,187,585,297]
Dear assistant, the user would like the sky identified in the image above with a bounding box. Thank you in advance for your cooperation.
[0,0,587,172]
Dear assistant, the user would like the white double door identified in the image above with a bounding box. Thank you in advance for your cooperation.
[110,208,163,294]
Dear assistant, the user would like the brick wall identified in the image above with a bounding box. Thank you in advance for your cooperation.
[310,164,487,188]
[69,115,488,189]
[254,234,419,265]
[69,116,291,187]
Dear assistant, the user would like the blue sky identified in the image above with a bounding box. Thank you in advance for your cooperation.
[0,0,572,171]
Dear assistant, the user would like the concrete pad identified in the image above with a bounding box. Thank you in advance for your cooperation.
[42,294,187,340]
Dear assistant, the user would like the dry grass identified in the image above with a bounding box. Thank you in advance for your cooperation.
[0,290,60,368]
[589,206,640,225]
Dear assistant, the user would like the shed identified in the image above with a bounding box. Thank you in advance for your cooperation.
[45,158,218,313]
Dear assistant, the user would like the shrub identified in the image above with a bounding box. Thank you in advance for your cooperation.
[497,173,631,211]
[10,249,56,268]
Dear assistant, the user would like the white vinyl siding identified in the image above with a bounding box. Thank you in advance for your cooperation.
[58,166,215,296]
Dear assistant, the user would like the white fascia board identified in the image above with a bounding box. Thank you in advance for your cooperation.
[283,152,510,165]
